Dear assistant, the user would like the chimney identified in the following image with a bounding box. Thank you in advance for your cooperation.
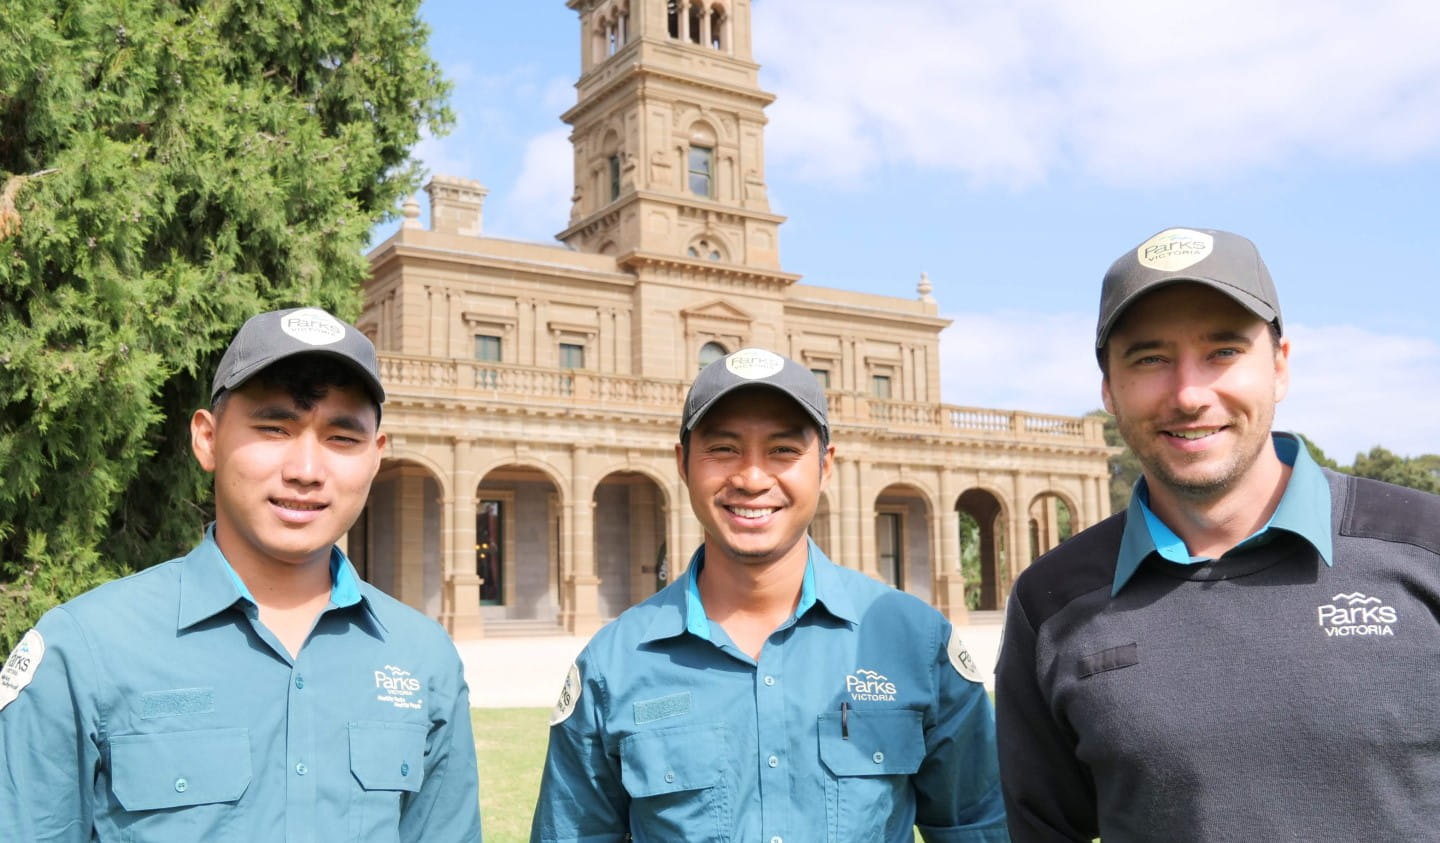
[424,175,488,236]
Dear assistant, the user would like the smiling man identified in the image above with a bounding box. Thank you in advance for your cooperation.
[994,228,1440,841]
[0,308,481,841]
[531,348,1006,843]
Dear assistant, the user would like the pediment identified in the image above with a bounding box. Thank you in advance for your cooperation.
[681,299,753,324]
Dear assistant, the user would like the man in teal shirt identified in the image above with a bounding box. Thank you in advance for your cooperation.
[531,348,1005,842]
[0,308,482,841]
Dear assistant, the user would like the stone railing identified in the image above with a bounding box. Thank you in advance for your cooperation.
[378,353,1104,444]
[380,354,687,411]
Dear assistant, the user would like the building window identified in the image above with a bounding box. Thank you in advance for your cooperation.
[872,374,892,399]
[688,145,713,197]
[698,341,727,372]
[474,334,501,362]
[477,500,504,605]
[688,3,703,44]
[667,0,679,38]
[710,8,725,50]
[608,154,621,201]
[560,342,586,369]
[877,512,903,590]
[686,238,723,261]
[811,368,830,389]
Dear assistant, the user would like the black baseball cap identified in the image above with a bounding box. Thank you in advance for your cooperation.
[211,307,385,405]
[1096,227,1283,350]
[681,348,828,441]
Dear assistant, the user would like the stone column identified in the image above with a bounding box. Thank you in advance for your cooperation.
[838,457,861,570]
[444,438,484,638]
[563,446,602,635]
[934,470,968,625]
[856,460,878,579]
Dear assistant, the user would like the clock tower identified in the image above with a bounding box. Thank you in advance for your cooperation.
[559,0,785,271]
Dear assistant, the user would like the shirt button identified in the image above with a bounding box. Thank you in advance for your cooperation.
[294,675,305,690]
[872,751,885,764]
[767,755,779,768]
[295,762,308,775]
[664,771,675,783]
[401,762,410,777]
[174,778,188,793]
[763,675,775,686]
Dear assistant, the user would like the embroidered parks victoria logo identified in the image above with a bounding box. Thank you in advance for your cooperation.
[374,664,423,710]
[1317,592,1398,637]
[846,668,898,702]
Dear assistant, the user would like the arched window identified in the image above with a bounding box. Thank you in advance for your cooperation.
[710,7,726,50]
[686,238,725,261]
[698,341,727,371]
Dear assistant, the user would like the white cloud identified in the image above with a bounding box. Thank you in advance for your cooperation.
[939,310,1100,414]
[502,128,574,241]
[940,311,1440,462]
[1278,323,1440,461]
[755,0,1440,187]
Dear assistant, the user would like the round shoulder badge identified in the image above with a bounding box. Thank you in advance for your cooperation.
[724,348,784,380]
[0,628,46,712]
[549,662,582,726]
[280,308,346,346]
[947,627,983,685]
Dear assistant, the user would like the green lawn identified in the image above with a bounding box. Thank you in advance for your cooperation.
[473,708,550,842]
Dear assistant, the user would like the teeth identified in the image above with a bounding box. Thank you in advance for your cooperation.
[730,506,774,518]
[1170,429,1219,440]
[277,501,323,510]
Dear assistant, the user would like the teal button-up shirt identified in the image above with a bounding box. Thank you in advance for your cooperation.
[532,540,1006,842]
[1113,432,1335,595]
[0,527,481,841]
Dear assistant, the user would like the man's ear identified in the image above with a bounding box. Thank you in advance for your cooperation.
[818,443,836,490]
[674,442,688,485]
[191,409,218,472]
[1273,336,1292,403]
[1100,377,1115,416]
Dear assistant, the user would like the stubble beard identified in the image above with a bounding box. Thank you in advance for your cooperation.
[1120,406,1274,505]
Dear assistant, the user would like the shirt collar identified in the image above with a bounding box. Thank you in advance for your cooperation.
[178,524,371,631]
[641,538,856,644]
[1112,431,1333,595]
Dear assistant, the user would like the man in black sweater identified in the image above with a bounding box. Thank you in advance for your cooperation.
[995,227,1440,841]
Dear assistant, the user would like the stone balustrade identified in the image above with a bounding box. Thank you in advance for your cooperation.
[378,353,1105,444]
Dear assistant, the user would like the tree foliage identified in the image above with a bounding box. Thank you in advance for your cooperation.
[0,0,450,649]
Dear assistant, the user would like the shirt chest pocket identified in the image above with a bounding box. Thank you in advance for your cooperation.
[108,727,251,841]
[817,708,926,842]
[619,723,732,842]
[347,720,428,841]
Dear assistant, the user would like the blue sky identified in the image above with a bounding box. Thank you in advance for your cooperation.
[391,0,1440,461]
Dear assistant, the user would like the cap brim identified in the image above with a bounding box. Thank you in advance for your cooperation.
[215,348,386,404]
[1096,277,1279,349]
[683,381,828,437]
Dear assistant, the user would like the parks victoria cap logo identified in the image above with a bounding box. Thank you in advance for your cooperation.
[280,308,346,346]
[1137,228,1213,272]
[725,348,785,380]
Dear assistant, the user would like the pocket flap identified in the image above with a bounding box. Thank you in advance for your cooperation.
[619,723,726,797]
[349,720,427,792]
[110,727,251,810]
[818,708,925,776]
